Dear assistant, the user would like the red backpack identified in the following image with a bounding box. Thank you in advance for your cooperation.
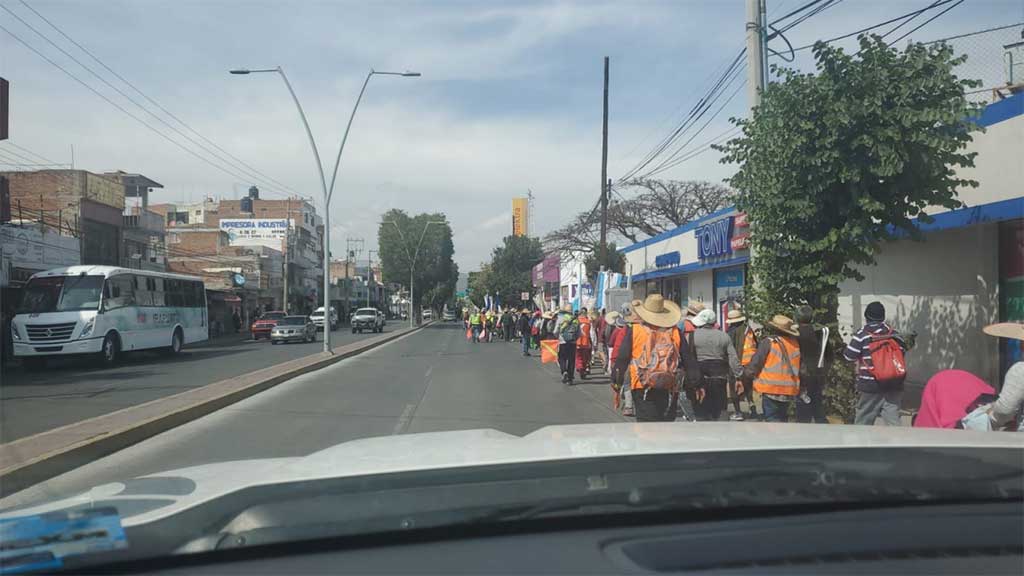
[866,330,907,386]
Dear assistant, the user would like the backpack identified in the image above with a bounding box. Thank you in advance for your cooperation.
[866,329,907,386]
[634,326,680,391]
[559,317,580,343]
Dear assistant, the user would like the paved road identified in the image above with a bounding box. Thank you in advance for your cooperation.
[1,323,623,508]
[0,326,400,443]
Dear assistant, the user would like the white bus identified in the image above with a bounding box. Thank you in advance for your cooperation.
[11,265,208,368]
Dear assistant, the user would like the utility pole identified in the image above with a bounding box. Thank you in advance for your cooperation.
[746,0,765,110]
[346,237,364,315]
[599,56,609,266]
[282,197,290,313]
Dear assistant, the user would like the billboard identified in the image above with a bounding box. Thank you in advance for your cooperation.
[512,197,529,237]
[219,218,292,249]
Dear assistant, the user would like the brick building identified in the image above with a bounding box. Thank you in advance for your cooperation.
[0,170,124,266]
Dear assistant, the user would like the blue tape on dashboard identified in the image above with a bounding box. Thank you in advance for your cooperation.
[0,507,128,574]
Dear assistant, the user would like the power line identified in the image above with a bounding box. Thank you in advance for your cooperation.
[889,0,966,44]
[0,22,301,201]
[0,4,295,199]
[2,141,59,165]
[16,0,300,198]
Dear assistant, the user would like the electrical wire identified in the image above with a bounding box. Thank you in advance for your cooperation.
[1,141,60,165]
[16,0,300,198]
[0,5,295,199]
[889,0,965,44]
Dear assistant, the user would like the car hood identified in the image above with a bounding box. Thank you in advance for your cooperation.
[2,423,1020,526]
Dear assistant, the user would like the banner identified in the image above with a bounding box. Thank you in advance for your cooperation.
[512,197,529,237]
[219,218,292,249]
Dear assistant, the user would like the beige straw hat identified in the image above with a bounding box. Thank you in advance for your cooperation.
[634,294,683,328]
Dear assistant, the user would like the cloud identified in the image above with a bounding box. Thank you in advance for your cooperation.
[2,0,1012,270]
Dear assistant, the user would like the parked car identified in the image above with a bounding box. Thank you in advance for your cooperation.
[442,310,456,322]
[251,311,286,340]
[270,315,317,344]
[310,306,338,331]
[352,307,384,333]
[422,309,433,321]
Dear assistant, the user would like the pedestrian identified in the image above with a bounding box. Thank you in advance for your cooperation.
[232,309,241,333]
[688,308,743,421]
[607,310,636,416]
[594,309,607,371]
[531,311,543,350]
[795,305,832,424]
[979,322,1024,431]
[502,309,514,342]
[725,308,758,421]
[554,304,580,384]
[742,314,802,423]
[469,309,483,343]
[680,300,705,335]
[614,294,700,422]
[575,308,594,379]
[518,309,533,357]
[843,301,910,426]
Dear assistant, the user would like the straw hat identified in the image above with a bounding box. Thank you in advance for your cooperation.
[766,314,799,337]
[686,300,706,317]
[634,294,683,328]
[604,310,621,325]
[561,304,572,313]
[983,322,1024,341]
[541,311,554,320]
[521,308,530,314]
[725,309,747,325]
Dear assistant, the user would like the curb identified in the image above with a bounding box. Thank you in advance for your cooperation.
[0,322,432,498]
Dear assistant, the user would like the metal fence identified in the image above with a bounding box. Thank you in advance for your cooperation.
[920,23,1024,103]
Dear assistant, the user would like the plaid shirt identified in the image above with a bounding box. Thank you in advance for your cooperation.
[843,321,906,392]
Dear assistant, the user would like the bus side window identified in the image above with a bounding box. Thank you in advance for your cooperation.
[106,276,135,310]
[151,277,165,307]
[134,275,153,307]
[166,280,182,307]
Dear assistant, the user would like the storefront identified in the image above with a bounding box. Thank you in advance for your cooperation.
[621,207,750,318]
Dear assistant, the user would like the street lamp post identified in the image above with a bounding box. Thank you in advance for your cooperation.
[230,67,419,352]
[384,220,444,329]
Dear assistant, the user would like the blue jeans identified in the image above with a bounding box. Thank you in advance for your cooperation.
[471,326,481,343]
[762,396,792,422]
[522,334,531,355]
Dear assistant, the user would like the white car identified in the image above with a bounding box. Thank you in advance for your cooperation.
[351,307,384,333]
[422,309,433,321]
[310,307,338,331]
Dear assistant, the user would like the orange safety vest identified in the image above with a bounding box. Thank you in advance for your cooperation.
[577,318,593,348]
[741,326,757,366]
[628,324,682,391]
[753,335,801,396]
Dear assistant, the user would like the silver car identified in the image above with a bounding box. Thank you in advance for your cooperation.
[270,316,317,344]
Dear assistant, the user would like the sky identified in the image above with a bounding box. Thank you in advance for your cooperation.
[1,0,1020,270]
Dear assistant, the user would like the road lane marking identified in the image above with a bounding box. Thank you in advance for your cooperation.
[393,403,417,435]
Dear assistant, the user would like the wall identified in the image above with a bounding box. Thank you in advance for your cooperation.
[838,223,1000,390]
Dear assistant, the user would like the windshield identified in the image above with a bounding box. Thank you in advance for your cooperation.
[16,276,104,313]
[2,1,1021,572]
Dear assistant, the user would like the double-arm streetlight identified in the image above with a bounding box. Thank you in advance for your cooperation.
[230,67,419,352]
[383,219,445,329]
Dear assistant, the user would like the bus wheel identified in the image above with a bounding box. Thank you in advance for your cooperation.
[99,333,120,366]
[165,328,183,355]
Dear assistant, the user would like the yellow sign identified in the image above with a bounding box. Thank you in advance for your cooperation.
[512,197,529,237]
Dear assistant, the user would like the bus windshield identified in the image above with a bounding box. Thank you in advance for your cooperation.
[17,275,105,314]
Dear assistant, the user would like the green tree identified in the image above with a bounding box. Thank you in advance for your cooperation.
[583,241,625,284]
[378,209,457,315]
[484,235,544,308]
[717,35,981,325]
[715,35,982,422]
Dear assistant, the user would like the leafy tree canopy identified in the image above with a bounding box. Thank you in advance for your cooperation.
[377,209,457,311]
[716,35,981,322]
